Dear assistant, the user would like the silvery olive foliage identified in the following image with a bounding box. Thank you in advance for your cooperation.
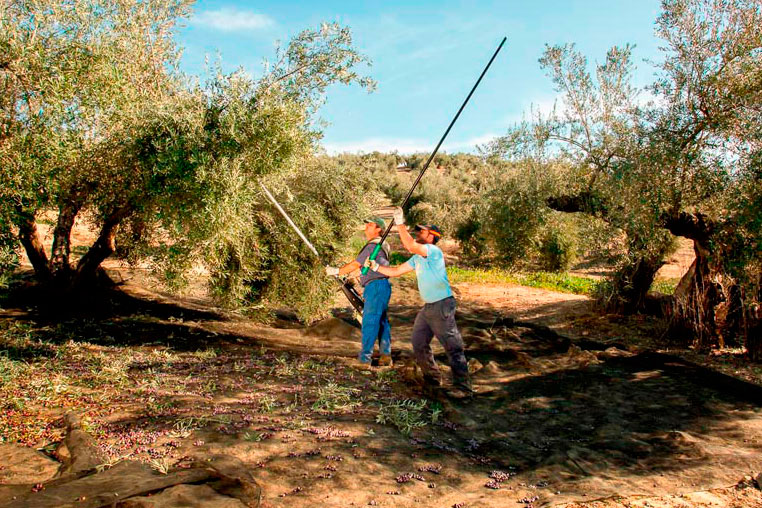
[486,0,762,347]
[1,1,377,320]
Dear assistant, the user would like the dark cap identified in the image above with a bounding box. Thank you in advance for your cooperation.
[363,217,386,229]
[414,224,442,238]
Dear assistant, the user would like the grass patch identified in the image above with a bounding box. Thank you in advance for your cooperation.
[376,398,430,436]
[518,272,598,294]
[259,395,278,413]
[243,431,265,442]
[447,266,597,295]
[651,278,679,295]
[312,382,360,412]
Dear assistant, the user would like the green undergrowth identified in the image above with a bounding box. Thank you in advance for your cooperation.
[447,266,598,295]
[375,398,442,436]
[386,250,598,295]
[389,251,410,265]
[650,278,679,295]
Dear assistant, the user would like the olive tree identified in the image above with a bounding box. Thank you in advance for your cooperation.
[650,0,762,350]
[1,0,193,287]
[487,42,677,311]
[1,2,377,319]
[487,0,762,353]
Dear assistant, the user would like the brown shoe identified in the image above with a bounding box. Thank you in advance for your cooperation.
[448,378,475,399]
[423,373,441,387]
[378,354,393,367]
[350,359,373,371]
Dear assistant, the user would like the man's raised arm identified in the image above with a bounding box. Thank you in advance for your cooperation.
[394,208,427,257]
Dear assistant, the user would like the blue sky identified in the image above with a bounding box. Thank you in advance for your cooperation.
[176,1,664,154]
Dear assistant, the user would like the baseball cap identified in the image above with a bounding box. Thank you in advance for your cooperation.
[414,224,442,237]
[363,217,386,229]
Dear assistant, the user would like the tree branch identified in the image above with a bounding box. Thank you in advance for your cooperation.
[548,133,593,156]
[546,192,609,218]
[659,210,714,243]
[73,205,132,284]
[261,62,312,95]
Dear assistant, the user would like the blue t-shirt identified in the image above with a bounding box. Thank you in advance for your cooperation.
[405,244,452,303]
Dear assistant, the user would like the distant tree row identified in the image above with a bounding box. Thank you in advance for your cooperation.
[329,152,616,273]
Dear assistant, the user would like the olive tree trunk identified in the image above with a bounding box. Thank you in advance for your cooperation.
[747,300,762,361]
[16,208,52,282]
[662,212,744,350]
[15,203,132,296]
[606,253,666,314]
[547,192,666,313]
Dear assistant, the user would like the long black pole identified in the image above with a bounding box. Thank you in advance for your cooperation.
[362,36,507,274]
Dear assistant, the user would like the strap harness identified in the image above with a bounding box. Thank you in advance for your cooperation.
[360,237,390,260]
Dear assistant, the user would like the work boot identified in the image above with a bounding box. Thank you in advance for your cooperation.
[448,377,474,399]
[378,354,393,367]
[422,372,441,387]
[419,373,443,399]
[454,375,473,390]
[351,358,373,371]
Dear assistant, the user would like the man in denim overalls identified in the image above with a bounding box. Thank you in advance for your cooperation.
[326,217,392,367]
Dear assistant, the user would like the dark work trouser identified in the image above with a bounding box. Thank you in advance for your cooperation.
[411,296,469,383]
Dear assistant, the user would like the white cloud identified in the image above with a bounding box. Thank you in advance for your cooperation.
[190,8,274,32]
[322,137,432,155]
[634,88,664,108]
[501,96,560,125]
[451,133,500,150]
[321,133,500,155]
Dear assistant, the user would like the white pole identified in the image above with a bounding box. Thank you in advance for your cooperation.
[259,182,320,258]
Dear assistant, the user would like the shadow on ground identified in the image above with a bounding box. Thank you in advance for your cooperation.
[1,282,761,506]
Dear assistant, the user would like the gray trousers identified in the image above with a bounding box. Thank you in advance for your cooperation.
[411,296,469,382]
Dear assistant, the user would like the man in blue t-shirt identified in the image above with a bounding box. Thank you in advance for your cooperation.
[366,209,472,396]
[325,217,392,366]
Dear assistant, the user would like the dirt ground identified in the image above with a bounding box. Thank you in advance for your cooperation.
[1,275,761,507]
[1,221,761,507]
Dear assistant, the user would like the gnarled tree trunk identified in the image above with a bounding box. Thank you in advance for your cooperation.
[662,211,744,350]
[606,252,666,314]
[50,195,85,281]
[16,208,52,282]
[547,192,666,313]
[71,205,132,290]
[14,202,132,299]
[669,243,741,349]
